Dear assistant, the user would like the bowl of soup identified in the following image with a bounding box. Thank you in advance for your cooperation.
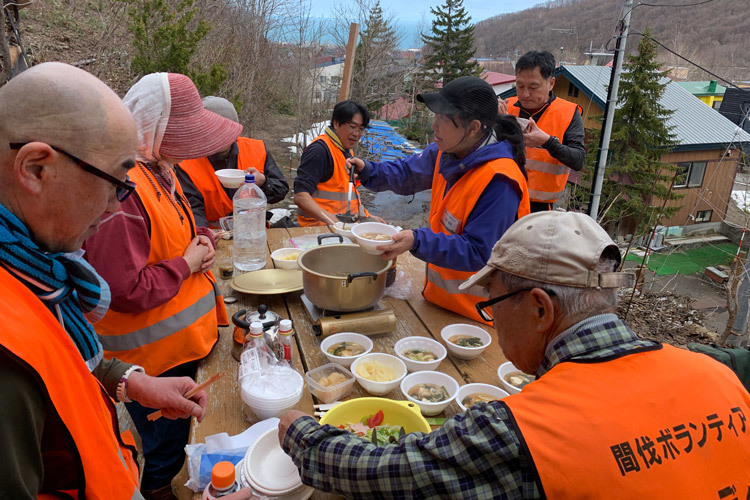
[271,248,301,269]
[350,353,407,396]
[351,222,400,255]
[320,332,373,368]
[456,383,510,412]
[497,361,536,395]
[440,324,492,360]
[400,371,459,416]
[394,336,447,372]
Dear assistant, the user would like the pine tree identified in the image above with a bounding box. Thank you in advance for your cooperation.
[125,0,227,96]
[420,0,481,86]
[583,29,681,236]
[351,2,401,111]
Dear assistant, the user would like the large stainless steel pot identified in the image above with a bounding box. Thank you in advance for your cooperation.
[298,235,391,312]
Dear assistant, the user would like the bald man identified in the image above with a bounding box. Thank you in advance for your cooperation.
[0,64,254,500]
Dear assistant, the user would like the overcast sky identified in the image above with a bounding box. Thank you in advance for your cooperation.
[309,0,543,23]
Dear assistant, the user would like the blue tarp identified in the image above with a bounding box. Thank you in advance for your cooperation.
[361,120,422,162]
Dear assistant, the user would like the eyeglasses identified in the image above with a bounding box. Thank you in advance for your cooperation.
[10,142,136,202]
[344,122,366,135]
[475,288,556,322]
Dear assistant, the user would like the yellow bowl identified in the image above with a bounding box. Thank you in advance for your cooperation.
[319,397,431,433]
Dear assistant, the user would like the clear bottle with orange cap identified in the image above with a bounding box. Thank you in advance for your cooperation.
[202,461,240,499]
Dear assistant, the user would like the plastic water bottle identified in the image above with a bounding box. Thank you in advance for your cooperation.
[233,174,267,271]
[202,461,239,499]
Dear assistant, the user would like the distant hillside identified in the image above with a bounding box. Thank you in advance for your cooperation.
[473,0,749,83]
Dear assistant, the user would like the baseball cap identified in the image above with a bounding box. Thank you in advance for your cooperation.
[459,210,635,290]
[417,76,498,125]
[202,96,239,123]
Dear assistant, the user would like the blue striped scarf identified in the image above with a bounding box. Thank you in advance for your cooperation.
[0,203,109,370]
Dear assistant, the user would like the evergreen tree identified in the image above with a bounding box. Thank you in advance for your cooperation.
[582,29,681,236]
[125,0,227,96]
[351,2,401,111]
[420,0,481,86]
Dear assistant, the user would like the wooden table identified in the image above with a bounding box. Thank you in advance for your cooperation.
[175,226,509,499]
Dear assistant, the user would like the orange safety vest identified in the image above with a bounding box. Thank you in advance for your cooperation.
[0,266,142,500]
[424,152,530,324]
[94,164,227,376]
[297,134,370,227]
[507,96,578,203]
[505,344,750,498]
[178,137,267,224]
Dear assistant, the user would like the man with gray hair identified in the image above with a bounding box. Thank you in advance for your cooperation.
[278,210,750,498]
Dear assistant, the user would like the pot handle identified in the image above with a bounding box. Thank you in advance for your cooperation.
[347,272,377,283]
[232,309,250,329]
[317,233,344,245]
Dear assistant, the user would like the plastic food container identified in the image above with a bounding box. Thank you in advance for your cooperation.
[319,397,431,433]
[304,363,356,404]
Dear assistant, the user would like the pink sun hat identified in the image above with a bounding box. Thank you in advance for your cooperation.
[160,73,242,158]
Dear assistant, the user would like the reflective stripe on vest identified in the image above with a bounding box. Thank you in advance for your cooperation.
[505,344,750,498]
[93,164,221,376]
[178,137,267,224]
[297,134,369,226]
[0,266,142,499]
[423,151,529,324]
[507,96,577,204]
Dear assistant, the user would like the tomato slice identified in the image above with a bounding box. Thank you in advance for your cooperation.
[367,409,384,428]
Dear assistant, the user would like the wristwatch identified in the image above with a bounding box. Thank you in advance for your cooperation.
[116,364,145,403]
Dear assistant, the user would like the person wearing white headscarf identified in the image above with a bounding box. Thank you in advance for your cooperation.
[83,73,242,499]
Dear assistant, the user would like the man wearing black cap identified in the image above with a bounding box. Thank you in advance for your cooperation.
[348,76,530,324]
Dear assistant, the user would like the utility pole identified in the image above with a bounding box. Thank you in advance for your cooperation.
[339,23,359,102]
[588,0,633,220]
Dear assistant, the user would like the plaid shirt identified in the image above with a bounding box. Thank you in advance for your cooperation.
[282,314,657,499]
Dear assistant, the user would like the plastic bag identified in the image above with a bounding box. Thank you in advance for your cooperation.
[384,270,411,300]
[184,444,247,492]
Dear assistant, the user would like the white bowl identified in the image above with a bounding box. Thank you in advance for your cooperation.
[440,324,492,360]
[240,367,304,419]
[320,332,374,368]
[497,361,536,395]
[215,169,247,188]
[271,247,302,269]
[350,352,407,396]
[245,427,303,495]
[400,371,459,416]
[333,221,356,240]
[351,222,400,255]
[456,383,510,412]
[394,336,447,372]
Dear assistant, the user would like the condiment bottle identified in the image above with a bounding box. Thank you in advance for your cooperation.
[277,319,294,365]
[202,461,240,499]
[244,321,266,352]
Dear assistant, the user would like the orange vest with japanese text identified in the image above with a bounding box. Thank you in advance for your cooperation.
[0,266,142,500]
[507,96,578,203]
[93,164,226,376]
[505,344,750,498]
[297,134,370,226]
[424,152,530,324]
[178,137,267,224]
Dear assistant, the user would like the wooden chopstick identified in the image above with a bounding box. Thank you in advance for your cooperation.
[146,372,226,421]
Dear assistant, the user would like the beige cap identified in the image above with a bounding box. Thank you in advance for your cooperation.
[459,210,635,290]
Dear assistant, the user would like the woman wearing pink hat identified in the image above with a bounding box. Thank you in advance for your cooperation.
[83,73,243,499]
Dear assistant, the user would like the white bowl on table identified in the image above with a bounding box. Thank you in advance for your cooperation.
[497,361,536,395]
[245,427,305,496]
[394,336,447,372]
[440,324,492,360]
[400,370,459,416]
[352,222,400,255]
[320,332,373,368]
[350,352,407,396]
[456,383,510,412]
[215,169,246,188]
[271,247,302,269]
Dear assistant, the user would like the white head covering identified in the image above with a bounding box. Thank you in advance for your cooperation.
[122,73,171,165]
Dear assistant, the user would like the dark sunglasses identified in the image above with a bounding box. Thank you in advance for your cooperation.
[475,288,557,322]
[10,142,136,202]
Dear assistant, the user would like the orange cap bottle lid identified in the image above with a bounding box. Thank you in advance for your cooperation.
[211,461,236,489]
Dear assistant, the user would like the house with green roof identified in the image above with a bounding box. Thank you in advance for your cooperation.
[676,80,726,110]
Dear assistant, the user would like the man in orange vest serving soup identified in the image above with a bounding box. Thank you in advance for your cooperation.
[502,50,585,212]
[176,96,289,228]
[348,77,530,324]
[278,210,750,498]
[0,63,253,499]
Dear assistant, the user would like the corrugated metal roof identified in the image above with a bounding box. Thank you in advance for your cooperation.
[559,65,750,151]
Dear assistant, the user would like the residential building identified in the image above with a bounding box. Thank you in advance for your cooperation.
[676,80,726,110]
